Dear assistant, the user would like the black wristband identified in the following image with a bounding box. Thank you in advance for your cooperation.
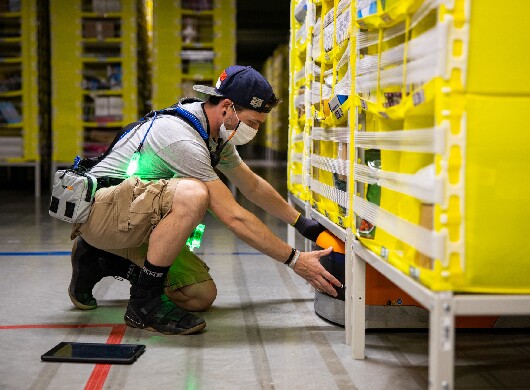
[284,248,296,265]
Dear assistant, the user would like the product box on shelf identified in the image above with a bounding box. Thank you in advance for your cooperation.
[83,21,115,40]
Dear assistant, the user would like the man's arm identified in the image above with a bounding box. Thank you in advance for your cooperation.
[204,178,341,296]
[219,162,299,224]
[219,162,326,241]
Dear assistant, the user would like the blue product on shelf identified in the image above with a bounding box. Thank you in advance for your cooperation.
[357,0,379,18]
[0,101,21,123]
[328,94,348,120]
[294,0,308,23]
[107,64,122,89]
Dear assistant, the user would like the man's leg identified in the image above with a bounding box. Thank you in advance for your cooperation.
[69,237,141,310]
[146,179,210,266]
[125,178,210,335]
[164,243,217,312]
[69,242,216,312]
[166,280,217,312]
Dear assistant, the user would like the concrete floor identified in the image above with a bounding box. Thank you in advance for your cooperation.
[1,166,529,389]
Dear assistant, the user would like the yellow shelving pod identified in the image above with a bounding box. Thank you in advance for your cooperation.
[287,0,530,386]
[151,0,180,109]
[352,0,530,294]
[287,0,313,202]
[262,44,289,159]
[151,0,235,110]
[349,3,530,387]
[308,0,354,229]
[0,0,42,195]
[51,0,150,169]
[212,1,235,76]
[288,0,355,226]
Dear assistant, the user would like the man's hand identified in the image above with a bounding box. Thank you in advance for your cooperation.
[293,214,326,242]
[292,247,342,297]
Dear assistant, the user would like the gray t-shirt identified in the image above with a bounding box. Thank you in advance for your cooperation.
[90,101,242,181]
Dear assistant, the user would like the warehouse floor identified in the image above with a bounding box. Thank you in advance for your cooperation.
[1,166,529,389]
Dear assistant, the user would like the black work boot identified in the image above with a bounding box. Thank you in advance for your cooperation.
[69,237,140,310]
[124,285,206,335]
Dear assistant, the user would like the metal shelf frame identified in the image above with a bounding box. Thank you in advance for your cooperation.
[288,192,355,343]
[309,208,347,241]
[287,192,312,253]
[287,192,307,213]
[350,241,530,390]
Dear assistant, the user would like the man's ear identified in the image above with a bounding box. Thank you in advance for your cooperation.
[221,98,232,110]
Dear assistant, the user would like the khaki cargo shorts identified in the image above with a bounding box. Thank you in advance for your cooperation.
[72,177,212,291]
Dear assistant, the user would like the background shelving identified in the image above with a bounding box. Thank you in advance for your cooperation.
[150,0,235,110]
[261,44,289,161]
[0,0,47,196]
[50,0,150,170]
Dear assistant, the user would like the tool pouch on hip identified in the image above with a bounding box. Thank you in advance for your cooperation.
[49,169,98,223]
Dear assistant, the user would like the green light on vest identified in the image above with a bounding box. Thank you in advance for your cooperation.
[186,223,205,251]
[126,151,140,176]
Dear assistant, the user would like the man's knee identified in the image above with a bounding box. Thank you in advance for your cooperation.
[165,280,217,312]
[173,179,209,211]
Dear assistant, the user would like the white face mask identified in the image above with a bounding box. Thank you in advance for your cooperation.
[219,106,258,145]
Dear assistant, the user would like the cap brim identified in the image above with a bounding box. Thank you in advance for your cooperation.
[193,85,224,97]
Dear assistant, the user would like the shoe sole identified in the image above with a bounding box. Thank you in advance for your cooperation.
[68,289,97,310]
[124,317,206,335]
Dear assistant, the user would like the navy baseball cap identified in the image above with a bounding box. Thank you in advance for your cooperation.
[193,65,279,113]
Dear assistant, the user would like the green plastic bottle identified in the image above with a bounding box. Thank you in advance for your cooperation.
[186,224,205,251]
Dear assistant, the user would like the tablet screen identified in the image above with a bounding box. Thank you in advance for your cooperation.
[42,342,145,364]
